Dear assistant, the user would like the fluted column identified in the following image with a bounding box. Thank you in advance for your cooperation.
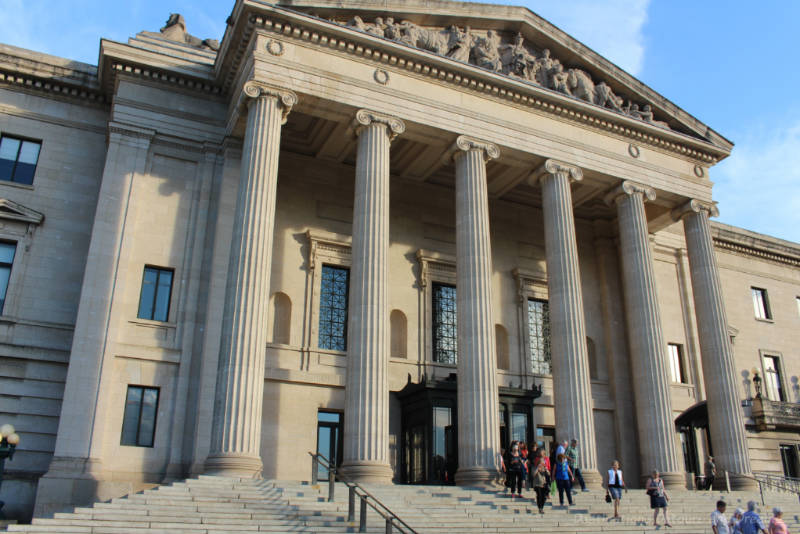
[673,200,756,490]
[604,181,684,488]
[340,110,405,483]
[452,135,501,486]
[205,82,296,476]
[534,160,601,488]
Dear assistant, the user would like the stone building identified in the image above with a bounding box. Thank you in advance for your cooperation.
[0,0,798,521]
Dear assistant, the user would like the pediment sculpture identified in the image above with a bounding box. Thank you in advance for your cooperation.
[343,16,669,130]
[147,13,220,51]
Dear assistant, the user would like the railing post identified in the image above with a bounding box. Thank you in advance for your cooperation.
[725,470,730,493]
[328,466,335,502]
[348,486,356,522]
[311,455,318,486]
[360,495,368,533]
[759,480,764,506]
[385,517,393,534]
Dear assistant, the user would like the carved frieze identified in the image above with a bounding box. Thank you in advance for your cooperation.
[341,16,669,130]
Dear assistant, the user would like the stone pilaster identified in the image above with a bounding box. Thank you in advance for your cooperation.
[673,200,756,490]
[205,82,296,477]
[534,159,601,488]
[340,110,405,483]
[452,135,501,486]
[605,181,684,488]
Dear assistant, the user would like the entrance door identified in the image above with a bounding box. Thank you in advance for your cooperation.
[316,411,342,479]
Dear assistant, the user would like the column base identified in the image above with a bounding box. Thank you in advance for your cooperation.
[338,461,393,484]
[727,473,759,491]
[204,454,262,478]
[455,466,501,488]
[660,471,687,490]
[579,469,604,490]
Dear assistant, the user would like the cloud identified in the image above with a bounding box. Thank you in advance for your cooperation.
[712,120,800,243]
[524,0,650,76]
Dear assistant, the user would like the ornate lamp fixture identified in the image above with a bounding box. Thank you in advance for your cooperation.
[0,423,20,518]
[752,369,763,399]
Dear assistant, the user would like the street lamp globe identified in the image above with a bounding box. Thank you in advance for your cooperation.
[0,424,13,437]
[6,434,19,446]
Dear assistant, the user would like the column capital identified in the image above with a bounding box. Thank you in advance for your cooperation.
[448,135,500,163]
[603,180,656,206]
[672,198,720,221]
[530,159,583,186]
[351,109,406,141]
[240,81,298,124]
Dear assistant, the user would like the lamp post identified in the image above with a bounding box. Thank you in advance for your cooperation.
[0,423,20,519]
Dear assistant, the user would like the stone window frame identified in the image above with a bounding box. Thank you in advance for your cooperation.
[512,268,550,377]
[304,229,351,355]
[759,349,788,403]
[416,249,457,369]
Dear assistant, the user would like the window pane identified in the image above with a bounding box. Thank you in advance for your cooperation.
[0,137,20,161]
[0,266,10,313]
[18,141,41,164]
[318,412,341,424]
[120,387,143,446]
[668,344,683,383]
[433,406,451,459]
[137,388,159,447]
[432,284,457,364]
[318,266,349,351]
[511,412,527,443]
[153,270,173,321]
[138,268,158,319]
[0,242,17,264]
[764,356,784,401]
[752,288,768,319]
[528,299,551,374]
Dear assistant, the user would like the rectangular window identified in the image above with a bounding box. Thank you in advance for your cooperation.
[120,385,159,447]
[0,241,16,314]
[0,135,41,185]
[764,355,785,401]
[752,287,772,320]
[137,266,174,322]
[432,283,457,364]
[316,411,343,480]
[528,298,551,375]
[668,343,686,383]
[318,265,349,351]
[511,412,528,444]
[796,297,800,317]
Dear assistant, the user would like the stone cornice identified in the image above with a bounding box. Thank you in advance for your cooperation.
[710,222,800,268]
[351,109,406,140]
[672,199,719,222]
[0,67,107,106]
[231,6,727,165]
[603,180,657,206]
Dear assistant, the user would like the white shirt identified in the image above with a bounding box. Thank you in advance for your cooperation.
[711,510,730,534]
[607,468,624,487]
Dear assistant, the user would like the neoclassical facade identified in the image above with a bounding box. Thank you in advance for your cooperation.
[0,0,799,520]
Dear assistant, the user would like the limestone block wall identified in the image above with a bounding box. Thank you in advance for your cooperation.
[0,87,108,519]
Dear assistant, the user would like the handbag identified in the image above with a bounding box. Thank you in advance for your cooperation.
[605,493,612,503]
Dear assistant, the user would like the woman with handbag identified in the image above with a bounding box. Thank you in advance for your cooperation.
[605,460,626,520]
[532,460,549,514]
[646,470,672,527]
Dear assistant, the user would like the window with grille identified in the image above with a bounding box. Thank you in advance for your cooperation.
[528,298,551,375]
[318,265,349,351]
[432,283,457,364]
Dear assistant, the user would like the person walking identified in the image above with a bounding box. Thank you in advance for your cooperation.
[519,442,529,491]
[532,460,549,514]
[731,508,745,534]
[739,501,768,534]
[646,470,671,527]
[712,500,730,534]
[705,456,717,490]
[605,460,626,520]
[768,507,788,534]
[506,442,524,498]
[566,439,587,492]
[552,453,574,506]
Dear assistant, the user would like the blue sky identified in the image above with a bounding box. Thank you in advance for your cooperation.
[2,0,797,243]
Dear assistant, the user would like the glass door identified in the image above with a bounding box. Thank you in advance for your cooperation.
[316,411,342,480]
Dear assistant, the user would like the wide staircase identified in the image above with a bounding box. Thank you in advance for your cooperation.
[4,476,800,533]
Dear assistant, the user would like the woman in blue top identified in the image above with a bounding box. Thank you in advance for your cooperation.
[551,453,574,506]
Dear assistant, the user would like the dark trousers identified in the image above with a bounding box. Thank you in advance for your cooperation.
[705,475,715,490]
[507,470,522,494]
[572,467,586,490]
[534,487,548,510]
[556,479,573,505]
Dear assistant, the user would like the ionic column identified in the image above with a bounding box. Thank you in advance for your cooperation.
[340,110,405,483]
[673,200,756,490]
[452,135,501,486]
[205,82,296,476]
[604,181,684,488]
[534,160,601,488]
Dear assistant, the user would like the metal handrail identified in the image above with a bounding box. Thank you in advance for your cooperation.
[309,452,419,534]
[725,470,800,506]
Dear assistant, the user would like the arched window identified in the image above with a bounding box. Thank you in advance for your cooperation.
[586,336,598,380]
[390,309,407,359]
[496,324,509,371]
[270,292,291,345]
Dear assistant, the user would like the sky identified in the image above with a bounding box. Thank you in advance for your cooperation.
[2,0,798,243]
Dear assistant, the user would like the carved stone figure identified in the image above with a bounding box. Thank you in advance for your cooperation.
[640,105,670,129]
[156,13,219,51]
[446,25,473,63]
[594,82,624,112]
[501,33,536,80]
[534,48,555,86]
[395,20,449,55]
[550,63,571,95]
[473,30,502,72]
[567,68,595,103]
[349,15,387,38]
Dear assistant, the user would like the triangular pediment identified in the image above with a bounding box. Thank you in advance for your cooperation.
[274,0,730,150]
[0,198,44,225]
